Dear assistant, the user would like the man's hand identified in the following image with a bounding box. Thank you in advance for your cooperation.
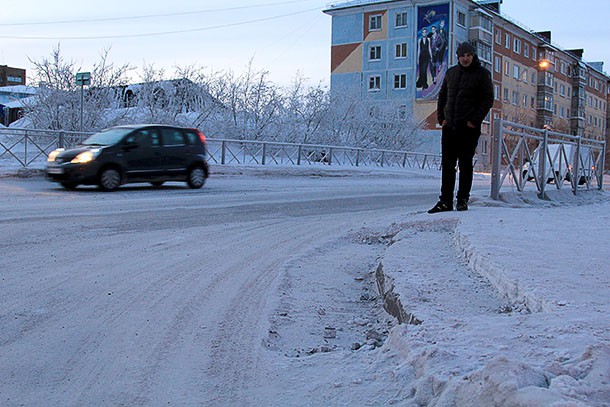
[441,120,447,127]
[466,121,476,128]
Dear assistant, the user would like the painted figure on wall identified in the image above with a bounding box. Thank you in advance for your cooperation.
[416,27,433,89]
[430,25,445,80]
[416,3,450,100]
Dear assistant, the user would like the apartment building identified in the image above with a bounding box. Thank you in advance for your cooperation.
[323,0,609,168]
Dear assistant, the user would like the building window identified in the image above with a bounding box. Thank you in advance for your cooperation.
[504,33,510,48]
[532,48,537,61]
[513,38,521,54]
[478,42,492,63]
[503,88,509,102]
[560,84,566,97]
[395,12,407,28]
[494,84,500,100]
[369,14,382,31]
[494,56,501,73]
[523,95,528,107]
[495,29,502,44]
[7,76,23,84]
[523,68,528,83]
[531,96,535,108]
[368,75,381,91]
[512,91,518,105]
[531,72,536,84]
[395,43,407,58]
[457,11,466,27]
[504,61,510,76]
[369,45,381,61]
[394,74,407,89]
[524,43,530,58]
[513,65,520,80]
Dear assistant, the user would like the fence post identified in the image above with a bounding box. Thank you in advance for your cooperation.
[59,131,65,148]
[537,128,548,199]
[262,142,267,165]
[221,140,226,164]
[297,145,302,165]
[573,136,581,195]
[491,118,503,200]
[328,147,333,165]
[356,149,360,167]
[599,141,606,191]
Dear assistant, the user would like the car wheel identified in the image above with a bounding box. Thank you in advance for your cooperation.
[187,167,206,189]
[151,181,164,187]
[60,182,78,190]
[99,168,121,191]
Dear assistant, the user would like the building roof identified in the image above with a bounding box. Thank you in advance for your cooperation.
[0,85,37,95]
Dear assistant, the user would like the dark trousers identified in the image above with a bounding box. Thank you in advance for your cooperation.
[440,124,480,204]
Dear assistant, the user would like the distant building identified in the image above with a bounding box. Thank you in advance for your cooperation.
[0,85,37,126]
[323,0,609,169]
[0,65,26,87]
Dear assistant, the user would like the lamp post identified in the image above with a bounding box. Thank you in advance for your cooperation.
[75,72,91,132]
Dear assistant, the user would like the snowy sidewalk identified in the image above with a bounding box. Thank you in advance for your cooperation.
[377,190,610,406]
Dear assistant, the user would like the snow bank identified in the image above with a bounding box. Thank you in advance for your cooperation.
[376,187,610,406]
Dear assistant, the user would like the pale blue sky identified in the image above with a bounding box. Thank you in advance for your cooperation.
[1,0,609,86]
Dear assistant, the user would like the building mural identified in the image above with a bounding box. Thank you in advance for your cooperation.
[416,3,449,100]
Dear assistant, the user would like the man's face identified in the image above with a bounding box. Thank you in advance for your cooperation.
[459,53,473,67]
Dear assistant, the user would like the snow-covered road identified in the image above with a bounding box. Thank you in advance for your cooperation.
[0,168,445,406]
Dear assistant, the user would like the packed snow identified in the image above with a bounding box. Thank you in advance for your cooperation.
[0,161,609,406]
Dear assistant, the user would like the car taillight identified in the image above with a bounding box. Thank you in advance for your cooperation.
[197,130,206,143]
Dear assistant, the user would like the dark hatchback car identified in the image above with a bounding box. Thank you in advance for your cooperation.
[46,124,209,191]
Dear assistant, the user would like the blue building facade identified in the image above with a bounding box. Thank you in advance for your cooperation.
[324,0,479,128]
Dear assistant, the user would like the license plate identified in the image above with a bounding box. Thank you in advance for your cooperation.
[47,167,64,174]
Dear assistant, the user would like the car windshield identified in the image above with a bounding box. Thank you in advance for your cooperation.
[82,127,134,146]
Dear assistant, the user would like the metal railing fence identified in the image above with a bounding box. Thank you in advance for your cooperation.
[491,119,606,200]
[0,127,441,172]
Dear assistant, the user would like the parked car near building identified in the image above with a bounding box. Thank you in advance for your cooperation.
[523,143,594,185]
[46,124,209,191]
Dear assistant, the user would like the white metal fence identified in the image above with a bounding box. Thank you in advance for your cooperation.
[0,127,441,171]
[491,120,606,199]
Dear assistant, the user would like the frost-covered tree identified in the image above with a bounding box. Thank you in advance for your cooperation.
[20,46,423,150]
[23,45,132,131]
[278,74,330,144]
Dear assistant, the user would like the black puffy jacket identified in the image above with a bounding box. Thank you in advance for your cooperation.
[437,54,494,128]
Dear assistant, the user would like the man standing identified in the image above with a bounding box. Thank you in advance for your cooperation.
[428,42,494,213]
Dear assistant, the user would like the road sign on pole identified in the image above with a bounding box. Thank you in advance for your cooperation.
[75,72,91,86]
[76,72,91,132]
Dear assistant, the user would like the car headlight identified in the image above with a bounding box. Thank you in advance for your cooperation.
[71,149,100,164]
[47,148,64,162]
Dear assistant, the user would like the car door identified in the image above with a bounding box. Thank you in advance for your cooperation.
[159,127,190,175]
[122,128,164,180]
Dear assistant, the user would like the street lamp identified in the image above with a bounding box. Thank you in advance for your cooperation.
[538,59,551,71]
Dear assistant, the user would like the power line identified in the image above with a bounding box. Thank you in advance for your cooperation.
[0,0,316,26]
[0,7,322,40]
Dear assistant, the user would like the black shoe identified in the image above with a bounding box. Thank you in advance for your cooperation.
[456,200,468,211]
[428,201,453,214]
